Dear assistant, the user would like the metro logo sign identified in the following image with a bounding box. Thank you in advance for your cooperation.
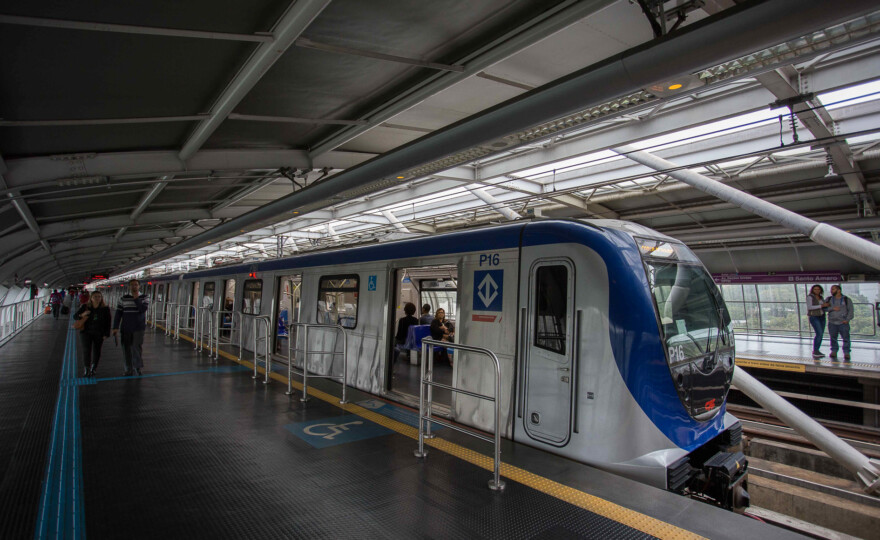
[473,270,503,312]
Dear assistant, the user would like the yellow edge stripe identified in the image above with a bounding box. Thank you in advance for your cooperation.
[159,325,704,540]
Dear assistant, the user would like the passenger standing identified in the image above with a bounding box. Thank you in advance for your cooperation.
[112,279,150,376]
[419,304,433,325]
[75,291,111,377]
[49,289,63,319]
[61,289,73,316]
[826,284,854,361]
[79,289,90,306]
[806,285,829,359]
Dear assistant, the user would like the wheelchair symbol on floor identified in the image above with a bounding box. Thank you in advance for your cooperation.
[303,420,364,440]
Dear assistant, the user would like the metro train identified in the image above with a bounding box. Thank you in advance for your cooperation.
[138,219,749,510]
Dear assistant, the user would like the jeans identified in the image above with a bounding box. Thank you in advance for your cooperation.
[828,322,851,354]
[81,333,105,372]
[808,316,826,353]
[121,330,145,372]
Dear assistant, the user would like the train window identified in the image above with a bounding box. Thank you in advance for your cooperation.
[157,283,165,302]
[202,281,216,309]
[317,275,359,329]
[275,275,302,355]
[420,279,457,321]
[223,279,236,311]
[534,265,568,354]
[242,279,263,315]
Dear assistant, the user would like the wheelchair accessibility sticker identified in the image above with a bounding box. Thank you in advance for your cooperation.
[368,275,377,291]
[284,414,392,448]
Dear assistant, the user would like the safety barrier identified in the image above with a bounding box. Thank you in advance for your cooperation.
[212,310,241,360]
[414,338,505,492]
[194,306,213,354]
[151,301,168,332]
[0,297,45,345]
[174,304,194,341]
[242,314,272,384]
[285,322,349,404]
[164,303,178,336]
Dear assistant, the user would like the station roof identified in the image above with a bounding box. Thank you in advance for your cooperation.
[2,0,880,287]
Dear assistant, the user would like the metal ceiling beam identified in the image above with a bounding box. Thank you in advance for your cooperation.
[467,188,521,220]
[615,145,880,270]
[0,115,208,127]
[754,67,876,215]
[293,37,465,72]
[110,0,880,276]
[380,210,410,233]
[0,14,275,42]
[308,0,617,158]
[226,113,367,126]
[178,0,331,162]
[3,149,372,191]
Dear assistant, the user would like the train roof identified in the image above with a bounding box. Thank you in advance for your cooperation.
[148,219,681,283]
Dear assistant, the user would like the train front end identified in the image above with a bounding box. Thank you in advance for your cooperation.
[637,236,750,511]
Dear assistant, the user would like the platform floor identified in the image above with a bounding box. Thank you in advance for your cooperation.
[735,334,880,379]
[0,315,804,539]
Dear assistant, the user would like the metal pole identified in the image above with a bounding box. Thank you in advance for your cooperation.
[193,307,200,350]
[733,368,880,494]
[285,323,294,396]
[339,326,348,404]
[263,318,270,385]
[425,343,435,439]
[300,324,310,402]
[213,310,221,360]
[252,317,259,380]
[414,340,428,458]
[615,146,880,270]
[238,312,244,361]
[489,350,505,492]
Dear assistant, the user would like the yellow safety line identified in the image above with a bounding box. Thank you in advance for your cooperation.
[158,324,704,540]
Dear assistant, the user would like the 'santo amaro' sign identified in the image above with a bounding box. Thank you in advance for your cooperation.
[712,271,843,284]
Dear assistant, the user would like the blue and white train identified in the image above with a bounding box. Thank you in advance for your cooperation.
[142,219,748,510]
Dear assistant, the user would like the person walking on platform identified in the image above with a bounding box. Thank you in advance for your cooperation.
[806,285,830,359]
[79,289,90,306]
[75,291,111,377]
[49,289,63,320]
[826,284,854,361]
[112,279,150,376]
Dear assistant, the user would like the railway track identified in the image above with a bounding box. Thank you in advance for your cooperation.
[728,403,880,457]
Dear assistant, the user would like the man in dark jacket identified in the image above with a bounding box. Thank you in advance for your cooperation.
[112,279,150,376]
[49,289,63,320]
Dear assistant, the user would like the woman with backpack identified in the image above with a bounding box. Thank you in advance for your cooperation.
[75,291,112,377]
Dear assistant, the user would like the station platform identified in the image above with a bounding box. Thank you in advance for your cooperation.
[0,315,803,539]
[735,334,880,380]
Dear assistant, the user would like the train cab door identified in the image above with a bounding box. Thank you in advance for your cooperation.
[520,257,575,446]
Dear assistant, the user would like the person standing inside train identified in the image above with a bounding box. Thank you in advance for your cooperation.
[826,284,854,361]
[75,291,111,377]
[112,279,150,376]
[806,285,830,359]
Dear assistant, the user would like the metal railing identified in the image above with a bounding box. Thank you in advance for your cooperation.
[414,338,505,492]
[242,314,272,384]
[164,303,178,336]
[151,301,168,332]
[285,322,349,404]
[194,306,214,354]
[174,304,194,341]
[212,310,241,360]
[0,297,46,345]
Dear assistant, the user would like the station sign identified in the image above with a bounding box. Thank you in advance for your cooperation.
[712,271,843,284]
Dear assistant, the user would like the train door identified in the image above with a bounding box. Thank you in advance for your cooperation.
[219,279,236,340]
[519,257,575,446]
[274,275,302,356]
[189,281,200,328]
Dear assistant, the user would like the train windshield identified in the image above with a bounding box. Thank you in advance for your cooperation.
[644,260,732,362]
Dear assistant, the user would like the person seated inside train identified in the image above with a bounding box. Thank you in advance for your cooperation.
[392,302,419,364]
[419,304,433,325]
[430,308,454,364]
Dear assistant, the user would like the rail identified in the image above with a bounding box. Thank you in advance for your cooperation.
[194,306,214,354]
[164,303,178,336]
[174,304,194,341]
[285,322,349,404]
[150,301,168,332]
[242,314,272,384]
[414,338,505,491]
[212,310,242,360]
[0,297,45,345]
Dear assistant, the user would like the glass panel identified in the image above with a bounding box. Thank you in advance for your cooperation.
[223,279,236,311]
[744,301,761,332]
[242,279,262,315]
[275,275,302,355]
[534,265,568,355]
[318,275,358,329]
[720,284,743,301]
